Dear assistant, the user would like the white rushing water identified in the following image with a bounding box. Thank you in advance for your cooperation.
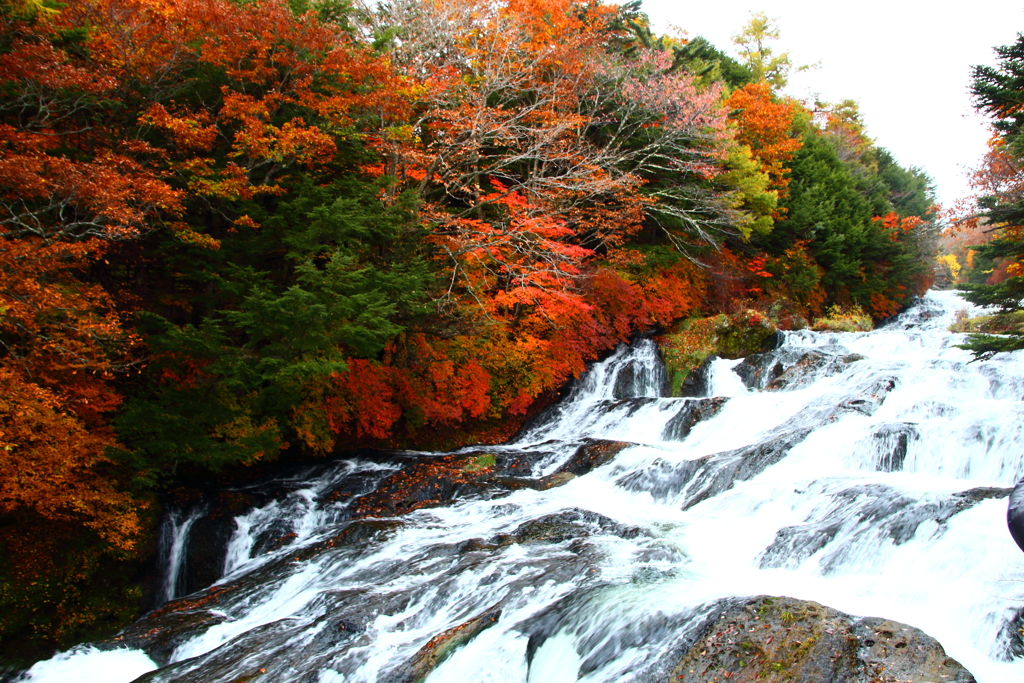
[158,507,204,603]
[20,289,1024,683]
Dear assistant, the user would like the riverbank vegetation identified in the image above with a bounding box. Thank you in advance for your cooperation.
[0,0,937,659]
[941,32,1024,358]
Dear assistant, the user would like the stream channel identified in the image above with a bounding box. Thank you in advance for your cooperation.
[19,289,1024,682]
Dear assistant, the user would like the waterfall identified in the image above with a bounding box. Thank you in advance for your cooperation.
[158,507,203,603]
[19,290,1024,683]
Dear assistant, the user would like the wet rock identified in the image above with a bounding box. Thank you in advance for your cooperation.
[115,517,408,668]
[316,461,407,509]
[131,617,319,683]
[99,584,241,665]
[854,617,976,682]
[765,351,866,392]
[733,352,786,391]
[494,508,645,546]
[954,486,1012,504]
[685,428,816,510]
[97,608,230,666]
[307,617,365,652]
[177,506,238,596]
[351,440,634,519]
[612,360,638,398]
[388,606,503,683]
[350,451,507,518]
[678,355,717,397]
[763,329,786,351]
[516,583,703,681]
[764,350,826,391]
[757,519,841,571]
[998,606,1024,660]
[831,376,898,419]
[619,427,813,509]
[731,346,866,393]
[250,518,299,556]
[0,665,24,683]
[662,397,730,441]
[321,518,405,548]
[759,484,1011,572]
[871,422,920,471]
[552,439,631,477]
[484,471,577,491]
[610,357,670,399]
[158,478,328,603]
[669,596,975,683]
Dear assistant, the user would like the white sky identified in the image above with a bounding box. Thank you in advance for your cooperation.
[636,0,1024,209]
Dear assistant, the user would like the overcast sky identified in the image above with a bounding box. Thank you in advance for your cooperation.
[636,1,1024,209]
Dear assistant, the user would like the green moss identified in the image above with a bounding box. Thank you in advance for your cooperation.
[715,309,777,357]
[660,309,778,396]
[660,316,720,395]
[462,452,496,472]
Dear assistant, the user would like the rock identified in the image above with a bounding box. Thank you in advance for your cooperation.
[669,596,975,683]
[612,360,638,399]
[106,517,405,667]
[611,356,669,399]
[855,617,976,683]
[493,508,645,547]
[176,505,238,597]
[759,483,1011,573]
[765,351,866,392]
[954,486,1012,504]
[98,584,240,665]
[350,451,503,518]
[97,608,230,666]
[551,439,631,477]
[618,427,813,509]
[764,350,829,391]
[0,665,25,683]
[390,606,502,683]
[732,347,866,394]
[350,440,634,519]
[678,355,718,397]
[662,397,730,441]
[733,352,786,391]
[998,606,1024,660]
[871,422,920,472]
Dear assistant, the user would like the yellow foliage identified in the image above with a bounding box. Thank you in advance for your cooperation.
[937,253,962,283]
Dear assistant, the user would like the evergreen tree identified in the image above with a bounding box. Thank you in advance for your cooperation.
[959,33,1024,358]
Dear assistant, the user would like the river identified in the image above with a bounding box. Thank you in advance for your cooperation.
[20,289,1024,682]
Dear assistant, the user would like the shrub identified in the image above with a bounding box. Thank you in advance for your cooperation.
[810,305,873,332]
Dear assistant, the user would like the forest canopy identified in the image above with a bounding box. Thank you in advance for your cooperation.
[0,0,938,657]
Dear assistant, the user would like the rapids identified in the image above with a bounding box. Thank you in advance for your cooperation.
[19,290,1024,682]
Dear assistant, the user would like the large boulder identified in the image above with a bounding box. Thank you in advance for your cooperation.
[669,595,975,683]
[678,355,718,398]
[662,397,730,441]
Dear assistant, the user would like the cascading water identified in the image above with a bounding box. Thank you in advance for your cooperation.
[19,290,1024,683]
[158,507,204,603]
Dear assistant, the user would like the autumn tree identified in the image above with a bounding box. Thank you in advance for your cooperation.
[0,0,165,653]
[957,33,1024,357]
[731,12,811,89]
[727,82,802,194]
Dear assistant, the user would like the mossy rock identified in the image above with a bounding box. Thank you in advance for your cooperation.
[661,311,779,397]
[669,595,975,683]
